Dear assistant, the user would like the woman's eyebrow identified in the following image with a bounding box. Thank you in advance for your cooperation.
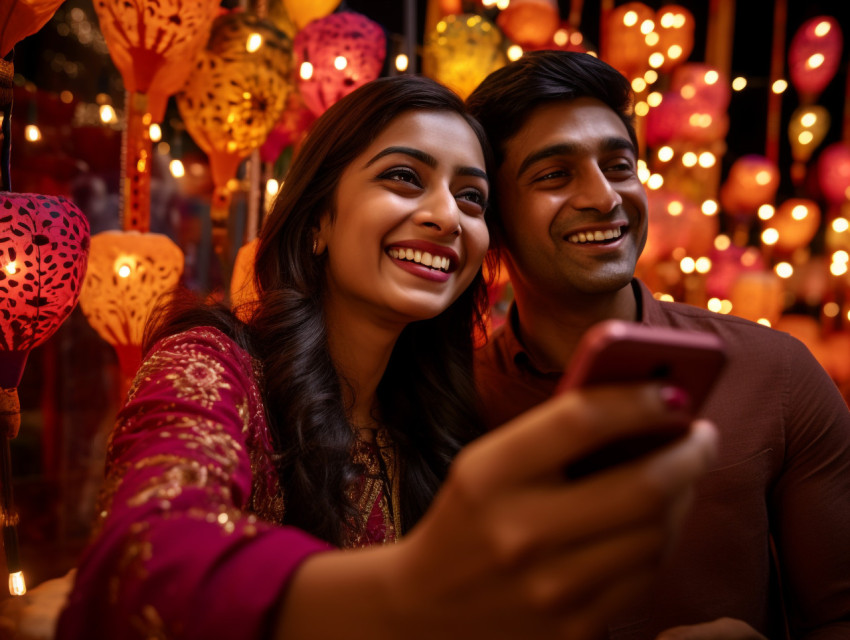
[364,146,488,182]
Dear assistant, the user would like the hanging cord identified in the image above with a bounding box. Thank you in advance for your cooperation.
[0,49,13,192]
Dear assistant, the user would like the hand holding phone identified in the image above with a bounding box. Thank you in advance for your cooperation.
[557,320,727,479]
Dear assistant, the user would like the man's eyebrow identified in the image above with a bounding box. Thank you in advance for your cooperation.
[364,146,488,182]
[515,136,636,179]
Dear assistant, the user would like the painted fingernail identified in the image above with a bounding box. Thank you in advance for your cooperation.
[660,386,690,411]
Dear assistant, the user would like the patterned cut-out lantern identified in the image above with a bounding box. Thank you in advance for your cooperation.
[177,11,293,271]
[91,0,219,232]
[0,193,90,596]
[788,16,843,104]
[78,230,183,395]
[423,13,507,100]
[294,11,386,118]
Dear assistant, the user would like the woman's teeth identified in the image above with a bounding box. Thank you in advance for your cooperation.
[568,227,623,244]
[389,247,451,272]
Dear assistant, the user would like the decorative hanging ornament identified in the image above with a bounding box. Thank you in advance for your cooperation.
[495,0,559,48]
[652,4,694,73]
[788,16,843,104]
[0,192,90,596]
[283,0,341,30]
[602,2,655,81]
[422,13,507,100]
[788,104,830,185]
[177,11,294,272]
[91,0,220,233]
[719,154,780,218]
[764,198,822,253]
[0,0,66,58]
[78,230,184,393]
[294,11,386,118]
[818,143,850,207]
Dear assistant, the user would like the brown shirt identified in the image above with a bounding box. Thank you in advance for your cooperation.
[475,279,850,638]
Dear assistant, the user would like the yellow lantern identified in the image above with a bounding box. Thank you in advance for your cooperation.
[78,230,184,393]
[422,13,507,99]
[788,104,830,184]
[177,11,294,270]
[283,0,341,30]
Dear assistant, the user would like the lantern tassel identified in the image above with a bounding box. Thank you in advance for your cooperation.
[0,387,24,596]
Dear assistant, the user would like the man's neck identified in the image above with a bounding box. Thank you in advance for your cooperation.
[512,281,639,372]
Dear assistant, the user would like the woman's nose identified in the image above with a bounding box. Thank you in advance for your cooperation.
[412,188,461,235]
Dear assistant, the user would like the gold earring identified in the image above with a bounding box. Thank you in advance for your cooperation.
[312,238,318,254]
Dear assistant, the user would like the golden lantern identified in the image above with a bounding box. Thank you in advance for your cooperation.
[283,0,341,30]
[495,0,560,48]
[767,198,822,254]
[78,230,184,395]
[788,104,830,184]
[91,0,219,232]
[729,270,785,326]
[177,11,294,272]
[422,13,507,100]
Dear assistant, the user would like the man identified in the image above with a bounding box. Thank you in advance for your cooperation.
[467,50,850,638]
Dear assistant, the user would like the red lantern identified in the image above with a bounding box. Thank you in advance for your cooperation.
[788,16,843,103]
[294,11,386,118]
[0,193,90,596]
[496,0,560,48]
[817,142,850,206]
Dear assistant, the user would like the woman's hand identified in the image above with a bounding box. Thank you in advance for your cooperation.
[276,383,717,640]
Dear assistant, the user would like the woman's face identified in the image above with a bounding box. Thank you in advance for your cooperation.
[319,110,490,326]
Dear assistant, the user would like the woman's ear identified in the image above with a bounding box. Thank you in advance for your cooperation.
[313,213,332,255]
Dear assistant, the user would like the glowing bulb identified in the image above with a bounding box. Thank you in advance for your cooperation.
[682,152,697,167]
[658,146,674,162]
[640,19,654,34]
[99,104,116,124]
[702,200,718,216]
[757,318,772,327]
[732,77,747,91]
[149,123,162,142]
[695,257,712,273]
[800,112,818,127]
[667,44,683,60]
[507,45,523,61]
[824,302,840,317]
[624,11,638,27]
[791,204,809,220]
[24,125,41,142]
[635,101,649,116]
[8,572,26,596]
[714,234,731,250]
[394,54,409,72]
[246,33,263,52]
[300,62,314,80]
[645,32,660,46]
[833,218,849,232]
[833,250,849,263]
[649,52,665,68]
[805,53,825,70]
[680,257,695,274]
[334,56,347,70]
[755,170,772,185]
[553,29,568,46]
[707,298,722,312]
[647,173,664,190]
[698,152,716,168]
[647,91,663,107]
[632,78,647,92]
[704,70,719,85]
[660,12,675,28]
[644,69,658,84]
[169,159,185,178]
[762,228,779,245]
[772,79,788,94]
[266,178,279,197]
[117,263,132,278]
[758,204,775,220]
[667,201,684,216]
[775,262,794,278]
[815,21,831,37]
[830,262,848,276]
[4,261,17,275]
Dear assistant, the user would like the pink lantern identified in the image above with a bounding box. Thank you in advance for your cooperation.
[817,142,850,206]
[788,16,843,103]
[670,63,731,113]
[0,192,89,596]
[294,11,386,118]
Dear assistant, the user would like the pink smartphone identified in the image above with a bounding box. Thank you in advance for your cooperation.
[556,319,727,479]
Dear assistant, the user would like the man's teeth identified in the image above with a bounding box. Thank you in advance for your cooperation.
[389,247,451,272]
[568,227,623,244]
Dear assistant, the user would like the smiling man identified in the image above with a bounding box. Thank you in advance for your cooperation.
[467,51,850,639]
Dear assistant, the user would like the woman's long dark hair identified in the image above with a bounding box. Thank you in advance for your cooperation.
[145,75,495,546]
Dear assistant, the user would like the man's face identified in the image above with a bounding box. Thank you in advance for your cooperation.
[495,97,648,302]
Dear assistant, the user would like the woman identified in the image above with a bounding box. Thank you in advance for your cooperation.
[55,75,717,640]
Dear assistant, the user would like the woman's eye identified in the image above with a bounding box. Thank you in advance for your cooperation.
[456,189,488,215]
[378,167,422,187]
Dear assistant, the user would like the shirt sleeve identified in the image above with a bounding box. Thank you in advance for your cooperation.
[56,328,331,640]
[772,335,850,636]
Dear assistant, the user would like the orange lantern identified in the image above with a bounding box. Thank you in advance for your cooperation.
[422,13,507,100]
[177,12,293,270]
[822,331,850,384]
[767,198,822,253]
[719,155,780,218]
[230,237,259,319]
[294,11,386,118]
[91,0,219,232]
[78,230,184,395]
[788,16,843,104]
[496,0,560,48]
[729,270,785,326]
[653,4,694,72]
[0,0,65,58]
[602,2,655,81]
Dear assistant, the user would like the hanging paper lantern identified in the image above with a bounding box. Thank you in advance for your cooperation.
[729,270,784,326]
[294,11,386,118]
[283,0,341,30]
[825,211,850,254]
[788,16,843,103]
[260,91,317,163]
[766,198,822,253]
[177,11,294,267]
[0,0,65,58]
[496,0,559,48]
[78,230,184,387]
[0,193,90,392]
[670,63,730,113]
[602,2,655,81]
[653,4,694,72]
[423,13,507,99]
[788,104,830,165]
[719,155,780,218]
[706,244,766,300]
[230,237,259,320]
[817,142,850,207]
[641,189,702,264]
[822,331,850,384]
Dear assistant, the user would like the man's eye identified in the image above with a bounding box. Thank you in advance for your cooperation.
[534,169,568,182]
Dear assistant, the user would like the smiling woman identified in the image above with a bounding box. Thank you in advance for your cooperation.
[52,74,719,640]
